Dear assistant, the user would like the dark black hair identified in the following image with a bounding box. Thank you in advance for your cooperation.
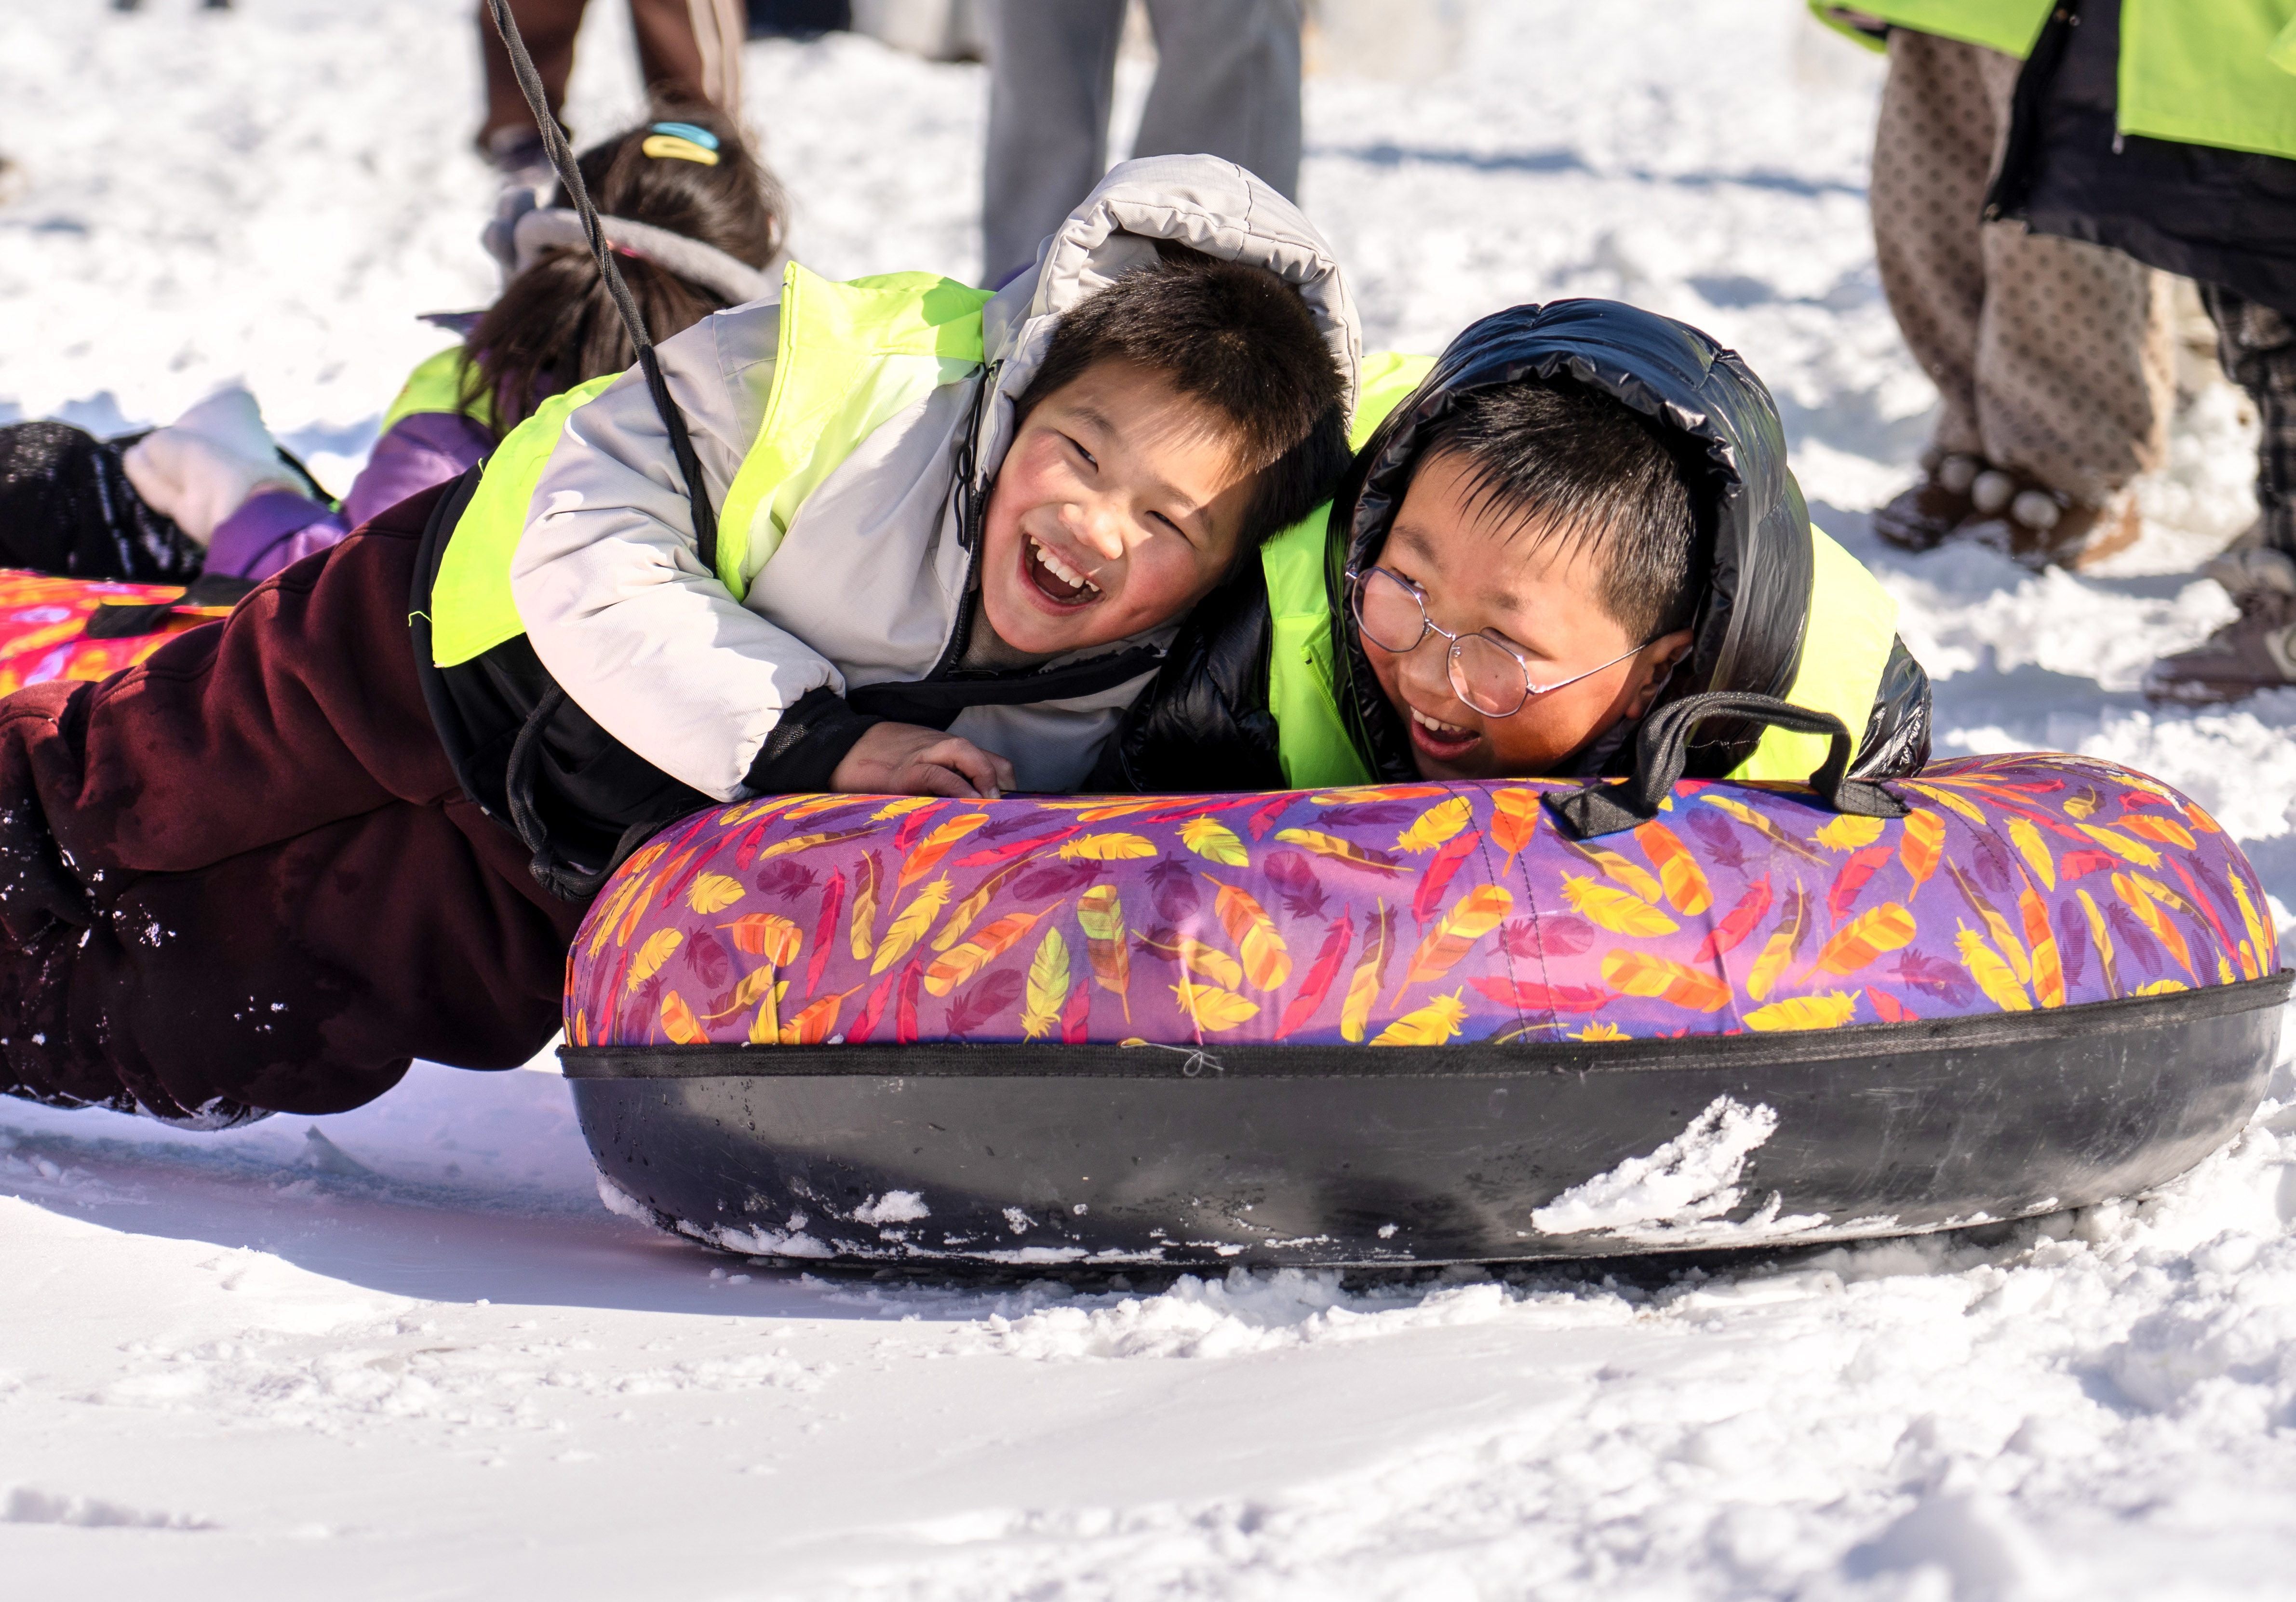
[463,105,786,435]
[1011,240,1350,550]
[1414,379,1700,642]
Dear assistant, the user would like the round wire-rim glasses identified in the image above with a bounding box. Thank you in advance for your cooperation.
[1346,565,1650,719]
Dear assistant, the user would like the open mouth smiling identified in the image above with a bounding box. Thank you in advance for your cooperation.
[1024,534,1103,608]
[1407,704,1479,760]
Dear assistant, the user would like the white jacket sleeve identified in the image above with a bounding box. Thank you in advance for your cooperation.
[510,304,843,802]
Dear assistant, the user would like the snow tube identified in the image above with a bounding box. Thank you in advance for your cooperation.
[561,752,2288,1267]
[0,569,232,695]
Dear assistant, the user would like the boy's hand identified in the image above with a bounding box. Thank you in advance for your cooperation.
[832,722,1015,800]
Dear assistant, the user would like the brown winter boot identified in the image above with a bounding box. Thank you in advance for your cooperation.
[1873,452,1984,552]
[2144,587,2296,704]
[1958,466,2142,572]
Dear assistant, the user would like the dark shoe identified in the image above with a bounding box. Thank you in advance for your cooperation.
[2197,522,2296,600]
[2144,589,2296,704]
[0,421,206,582]
[1960,468,2142,572]
[1873,453,1983,551]
[481,125,555,195]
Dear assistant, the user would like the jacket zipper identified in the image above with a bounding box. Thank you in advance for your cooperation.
[918,364,997,683]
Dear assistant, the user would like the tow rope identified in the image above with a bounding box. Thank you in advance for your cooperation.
[480,0,724,576]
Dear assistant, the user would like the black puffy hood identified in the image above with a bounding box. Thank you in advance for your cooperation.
[1333,298,1815,782]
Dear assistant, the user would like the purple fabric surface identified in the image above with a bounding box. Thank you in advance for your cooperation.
[202,491,343,583]
[339,409,494,529]
[201,409,497,582]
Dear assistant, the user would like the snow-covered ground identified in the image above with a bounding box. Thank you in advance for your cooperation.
[4,2,2296,1597]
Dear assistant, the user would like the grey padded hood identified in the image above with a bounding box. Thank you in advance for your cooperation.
[968,154,1362,489]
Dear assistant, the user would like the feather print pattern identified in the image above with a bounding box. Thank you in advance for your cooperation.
[571,756,2263,1049]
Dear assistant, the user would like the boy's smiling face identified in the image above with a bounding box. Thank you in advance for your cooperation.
[979,359,1258,658]
[1364,451,1694,780]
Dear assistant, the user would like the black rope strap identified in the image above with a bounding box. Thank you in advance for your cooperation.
[480,0,723,577]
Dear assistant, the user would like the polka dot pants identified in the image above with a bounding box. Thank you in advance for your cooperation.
[1871,28,2176,507]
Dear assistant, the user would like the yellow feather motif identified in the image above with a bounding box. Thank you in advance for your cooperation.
[1341,903,1392,1044]
[2006,817,2056,890]
[1172,975,1260,1033]
[1741,992,1859,1032]
[1396,797,1473,853]
[1180,816,1249,866]
[627,928,682,989]
[1057,832,1158,862]
[1956,925,2032,1011]
[1370,990,1469,1046]
[1206,878,1293,989]
[1562,874,1678,937]
[1815,815,1886,852]
[870,877,952,975]
[1020,928,1070,1040]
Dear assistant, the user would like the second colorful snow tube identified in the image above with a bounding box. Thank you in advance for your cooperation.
[0,569,231,695]
[561,751,2287,1267]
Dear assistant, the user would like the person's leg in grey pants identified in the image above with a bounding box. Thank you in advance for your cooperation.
[983,0,1128,285]
[981,0,1303,285]
[1134,0,1301,195]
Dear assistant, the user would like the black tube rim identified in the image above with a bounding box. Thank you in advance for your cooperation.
[561,970,2292,1081]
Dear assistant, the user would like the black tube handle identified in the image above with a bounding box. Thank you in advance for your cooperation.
[1548,691,1908,840]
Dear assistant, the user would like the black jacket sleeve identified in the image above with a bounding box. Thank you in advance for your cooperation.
[742,685,884,795]
[1850,635,1932,780]
[1088,567,1287,793]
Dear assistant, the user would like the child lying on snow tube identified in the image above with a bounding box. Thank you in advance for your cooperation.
[0,108,781,591]
[0,154,1358,1125]
[1100,297,1932,797]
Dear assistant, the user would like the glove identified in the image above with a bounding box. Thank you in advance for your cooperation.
[120,388,303,545]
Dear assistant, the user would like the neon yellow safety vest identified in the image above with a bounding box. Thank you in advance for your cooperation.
[381,346,497,437]
[1808,0,2049,59]
[1258,352,1436,789]
[1812,0,2296,165]
[427,264,993,669]
[1259,397,1902,792]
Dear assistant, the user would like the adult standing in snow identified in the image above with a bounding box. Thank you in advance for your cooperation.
[477,0,747,181]
[1817,2,2175,570]
[1975,0,2296,703]
[980,0,1302,285]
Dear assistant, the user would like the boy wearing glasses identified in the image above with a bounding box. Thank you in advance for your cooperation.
[1100,299,1933,790]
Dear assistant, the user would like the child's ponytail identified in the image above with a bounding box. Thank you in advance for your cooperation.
[462,105,785,436]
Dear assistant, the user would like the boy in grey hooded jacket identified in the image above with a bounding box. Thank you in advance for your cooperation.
[0,155,1357,1126]
[425,155,1360,892]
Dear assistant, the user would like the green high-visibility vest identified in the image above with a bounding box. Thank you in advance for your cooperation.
[1259,352,1436,790]
[1813,0,2296,163]
[1726,523,1900,783]
[427,263,993,669]
[2119,0,2296,165]
[1808,0,2050,59]
[381,345,497,437]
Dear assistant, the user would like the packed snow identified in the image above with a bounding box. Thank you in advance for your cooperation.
[5,1,2296,1598]
[1527,1095,1837,1248]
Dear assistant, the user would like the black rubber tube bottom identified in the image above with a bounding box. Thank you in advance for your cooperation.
[566,975,2289,1268]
